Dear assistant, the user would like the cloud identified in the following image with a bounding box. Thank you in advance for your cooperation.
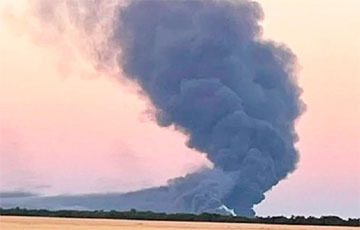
[0,191,38,198]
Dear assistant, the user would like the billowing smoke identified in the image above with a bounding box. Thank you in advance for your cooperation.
[5,0,304,216]
[109,0,304,216]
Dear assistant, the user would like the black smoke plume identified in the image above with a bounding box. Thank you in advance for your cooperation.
[6,0,304,216]
[109,0,304,216]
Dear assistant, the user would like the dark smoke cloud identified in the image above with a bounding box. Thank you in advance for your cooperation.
[110,0,305,216]
[10,0,304,216]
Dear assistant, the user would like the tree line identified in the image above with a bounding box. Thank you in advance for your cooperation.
[0,207,359,227]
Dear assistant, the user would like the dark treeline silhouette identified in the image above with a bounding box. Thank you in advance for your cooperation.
[0,207,359,227]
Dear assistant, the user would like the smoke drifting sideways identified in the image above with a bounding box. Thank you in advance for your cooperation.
[12,0,304,216]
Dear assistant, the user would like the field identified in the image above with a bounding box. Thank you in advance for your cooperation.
[1,216,358,230]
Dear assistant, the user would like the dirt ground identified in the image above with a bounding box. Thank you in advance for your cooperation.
[1,216,358,230]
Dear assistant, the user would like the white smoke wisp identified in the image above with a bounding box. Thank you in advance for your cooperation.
[218,205,237,216]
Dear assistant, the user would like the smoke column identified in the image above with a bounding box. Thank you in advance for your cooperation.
[109,0,304,216]
[10,0,304,216]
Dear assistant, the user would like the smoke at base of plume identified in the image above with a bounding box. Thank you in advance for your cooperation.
[27,0,305,216]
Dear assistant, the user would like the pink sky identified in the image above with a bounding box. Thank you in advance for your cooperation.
[0,0,359,217]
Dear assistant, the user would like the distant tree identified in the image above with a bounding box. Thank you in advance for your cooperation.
[0,207,358,227]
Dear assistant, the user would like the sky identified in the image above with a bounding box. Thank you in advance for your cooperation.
[0,0,359,218]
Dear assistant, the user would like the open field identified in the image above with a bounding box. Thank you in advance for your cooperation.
[1,216,359,230]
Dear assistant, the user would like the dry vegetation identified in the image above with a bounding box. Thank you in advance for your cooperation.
[1,216,359,230]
